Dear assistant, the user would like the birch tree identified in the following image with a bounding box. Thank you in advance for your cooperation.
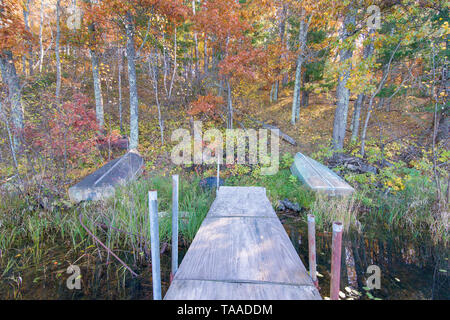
[291,8,309,125]
[331,4,355,151]
[55,0,61,105]
[126,12,139,149]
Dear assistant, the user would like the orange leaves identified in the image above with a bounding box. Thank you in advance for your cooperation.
[193,0,248,42]
[0,0,29,53]
[188,94,224,119]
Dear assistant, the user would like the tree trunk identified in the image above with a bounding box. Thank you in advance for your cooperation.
[291,10,308,125]
[0,51,24,149]
[204,33,208,74]
[192,0,199,79]
[332,7,355,151]
[55,0,61,105]
[149,51,164,144]
[126,13,139,150]
[301,89,309,109]
[350,93,364,141]
[351,30,374,142]
[39,0,44,73]
[168,27,177,101]
[90,49,104,128]
[23,0,33,76]
[226,79,233,129]
[117,47,123,134]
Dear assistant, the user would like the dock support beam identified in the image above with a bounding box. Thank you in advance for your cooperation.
[307,214,318,288]
[330,221,343,300]
[149,190,162,300]
[171,175,179,282]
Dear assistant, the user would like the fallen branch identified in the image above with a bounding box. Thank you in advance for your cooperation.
[79,213,139,277]
[233,108,298,146]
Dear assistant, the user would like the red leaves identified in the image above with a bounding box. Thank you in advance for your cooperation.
[22,93,100,162]
[188,94,224,119]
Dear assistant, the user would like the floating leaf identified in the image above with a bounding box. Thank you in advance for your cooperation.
[339,291,346,298]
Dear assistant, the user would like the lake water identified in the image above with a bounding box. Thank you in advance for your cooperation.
[1,213,448,300]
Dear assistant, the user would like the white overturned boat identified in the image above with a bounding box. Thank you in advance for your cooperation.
[290,152,354,196]
[68,150,144,203]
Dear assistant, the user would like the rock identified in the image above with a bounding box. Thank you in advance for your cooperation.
[199,177,225,191]
[68,150,144,203]
[279,199,301,212]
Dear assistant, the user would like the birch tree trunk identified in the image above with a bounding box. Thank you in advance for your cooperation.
[350,31,374,141]
[0,51,24,148]
[149,51,164,144]
[126,13,139,150]
[55,0,61,105]
[90,49,104,128]
[226,79,233,129]
[168,27,177,101]
[332,7,355,151]
[39,0,44,73]
[23,0,33,76]
[291,10,308,125]
[117,47,123,134]
[273,2,287,103]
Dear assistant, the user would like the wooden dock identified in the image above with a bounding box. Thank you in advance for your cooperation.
[164,186,322,300]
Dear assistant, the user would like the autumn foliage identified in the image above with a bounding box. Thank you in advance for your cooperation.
[22,94,99,162]
[188,94,224,119]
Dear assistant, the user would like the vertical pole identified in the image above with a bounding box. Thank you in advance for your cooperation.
[307,214,318,288]
[171,175,179,282]
[149,190,162,300]
[216,155,220,191]
[330,221,343,300]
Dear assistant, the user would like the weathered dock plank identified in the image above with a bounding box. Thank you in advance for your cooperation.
[166,280,321,300]
[290,152,354,196]
[164,186,321,300]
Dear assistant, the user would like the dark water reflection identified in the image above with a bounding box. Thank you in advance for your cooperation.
[1,217,448,300]
[280,214,449,300]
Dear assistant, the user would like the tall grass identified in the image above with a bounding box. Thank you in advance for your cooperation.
[310,193,362,232]
[0,173,214,277]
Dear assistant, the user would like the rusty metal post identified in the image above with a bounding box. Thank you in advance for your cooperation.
[149,190,162,300]
[330,221,343,300]
[170,175,179,283]
[307,214,318,288]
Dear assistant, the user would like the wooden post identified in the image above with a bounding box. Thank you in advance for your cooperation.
[149,190,162,300]
[171,175,179,282]
[307,214,318,288]
[330,221,343,300]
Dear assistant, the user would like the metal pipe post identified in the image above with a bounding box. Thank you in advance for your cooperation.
[149,190,162,300]
[171,175,179,282]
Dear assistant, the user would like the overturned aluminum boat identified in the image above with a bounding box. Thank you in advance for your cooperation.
[68,150,144,203]
[290,152,354,196]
